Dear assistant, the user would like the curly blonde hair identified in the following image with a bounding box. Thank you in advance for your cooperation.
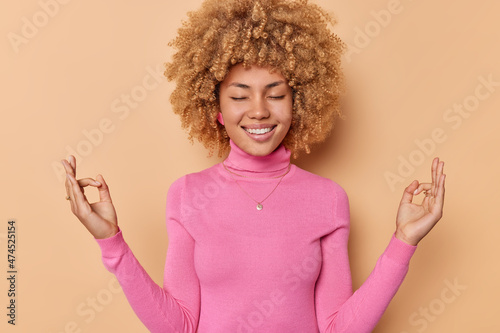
[164,0,346,157]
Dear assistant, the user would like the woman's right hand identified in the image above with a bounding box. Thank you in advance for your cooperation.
[62,155,119,239]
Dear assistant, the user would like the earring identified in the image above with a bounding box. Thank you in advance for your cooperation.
[217,112,225,125]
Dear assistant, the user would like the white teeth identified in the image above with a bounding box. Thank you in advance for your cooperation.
[245,127,273,134]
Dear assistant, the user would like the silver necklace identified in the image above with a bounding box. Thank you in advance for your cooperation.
[222,162,291,211]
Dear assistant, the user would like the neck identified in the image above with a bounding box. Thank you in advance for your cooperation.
[223,139,291,178]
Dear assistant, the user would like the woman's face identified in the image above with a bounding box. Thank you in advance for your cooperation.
[218,63,293,156]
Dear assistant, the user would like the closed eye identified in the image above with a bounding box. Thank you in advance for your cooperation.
[268,95,285,100]
[230,97,247,101]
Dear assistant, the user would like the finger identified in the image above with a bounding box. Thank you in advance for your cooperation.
[96,174,112,203]
[77,177,102,188]
[434,161,444,197]
[400,180,419,205]
[69,155,77,176]
[428,157,437,198]
[61,159,73,198]
[413,182,432,195]
[76,177,101,196]
[61,158,75,177]
[65,171,75,208]
[434,173,446,209]
[431,157,438,184]
[67,172,91,215]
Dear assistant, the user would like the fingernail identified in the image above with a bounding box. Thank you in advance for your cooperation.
[413,189,418,194]
[94,181,101,185]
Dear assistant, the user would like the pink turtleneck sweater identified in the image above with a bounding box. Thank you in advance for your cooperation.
[95,140,417,332]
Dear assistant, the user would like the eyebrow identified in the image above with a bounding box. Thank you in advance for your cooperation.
[228,81,286,90]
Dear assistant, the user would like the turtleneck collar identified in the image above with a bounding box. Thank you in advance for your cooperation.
[222,139,292,178]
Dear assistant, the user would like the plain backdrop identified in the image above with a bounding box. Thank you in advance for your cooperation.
[1,0,499,332]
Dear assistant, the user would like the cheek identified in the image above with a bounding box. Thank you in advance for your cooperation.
[281,102,293,127]
[219,105,245,131]
[219,101,233,122]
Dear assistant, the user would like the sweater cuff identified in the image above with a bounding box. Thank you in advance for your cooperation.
[94,227,129,258]
[383,233,418,265]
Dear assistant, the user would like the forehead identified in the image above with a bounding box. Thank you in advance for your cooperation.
[221,63,287,88]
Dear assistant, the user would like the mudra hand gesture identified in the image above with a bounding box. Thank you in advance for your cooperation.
[61,155,119,239]
[395,157,446,246]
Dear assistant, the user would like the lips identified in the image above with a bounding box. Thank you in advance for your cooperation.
[241,124,277,135]
[240,124,277,142]
[244,127,273,134]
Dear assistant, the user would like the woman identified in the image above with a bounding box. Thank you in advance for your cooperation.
[61,0,446,332]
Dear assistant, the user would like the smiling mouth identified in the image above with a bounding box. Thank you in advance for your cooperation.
[243,126,276,135]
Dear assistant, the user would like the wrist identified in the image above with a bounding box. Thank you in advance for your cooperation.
[95,225,120,240]
[395,228,418,246]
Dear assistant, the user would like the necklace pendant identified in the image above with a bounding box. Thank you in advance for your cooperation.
[256,203,263,211]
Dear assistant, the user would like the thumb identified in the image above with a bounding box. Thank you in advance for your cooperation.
[96,174,112,203]
[400,180,419,205]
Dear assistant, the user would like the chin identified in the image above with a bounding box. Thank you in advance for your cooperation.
[248,149,271,157]
[244,143,279,156]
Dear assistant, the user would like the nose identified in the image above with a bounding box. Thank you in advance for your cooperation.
[247,96,270,119]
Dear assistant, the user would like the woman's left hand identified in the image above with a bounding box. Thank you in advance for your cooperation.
[395,157,446,246]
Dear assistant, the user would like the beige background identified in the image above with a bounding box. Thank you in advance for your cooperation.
[1,0,498,332]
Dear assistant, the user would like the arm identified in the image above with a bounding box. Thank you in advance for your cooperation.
[94,177,200,333]
[62,155,200,332]
[316,158,445,332]
[315,184,417,332]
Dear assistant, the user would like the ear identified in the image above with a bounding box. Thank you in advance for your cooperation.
[217,112,225,125]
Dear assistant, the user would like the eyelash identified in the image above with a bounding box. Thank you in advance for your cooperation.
[230,95,285,101]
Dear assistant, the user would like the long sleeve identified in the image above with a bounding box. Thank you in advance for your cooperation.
[92,141,417,332]
[315,183,417,332]
[94,177,200,333]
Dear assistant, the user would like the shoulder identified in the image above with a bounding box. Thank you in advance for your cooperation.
[292,164,349,213]
[165,164,222,221]
[167,163,222,197]
[292,165,348,195]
